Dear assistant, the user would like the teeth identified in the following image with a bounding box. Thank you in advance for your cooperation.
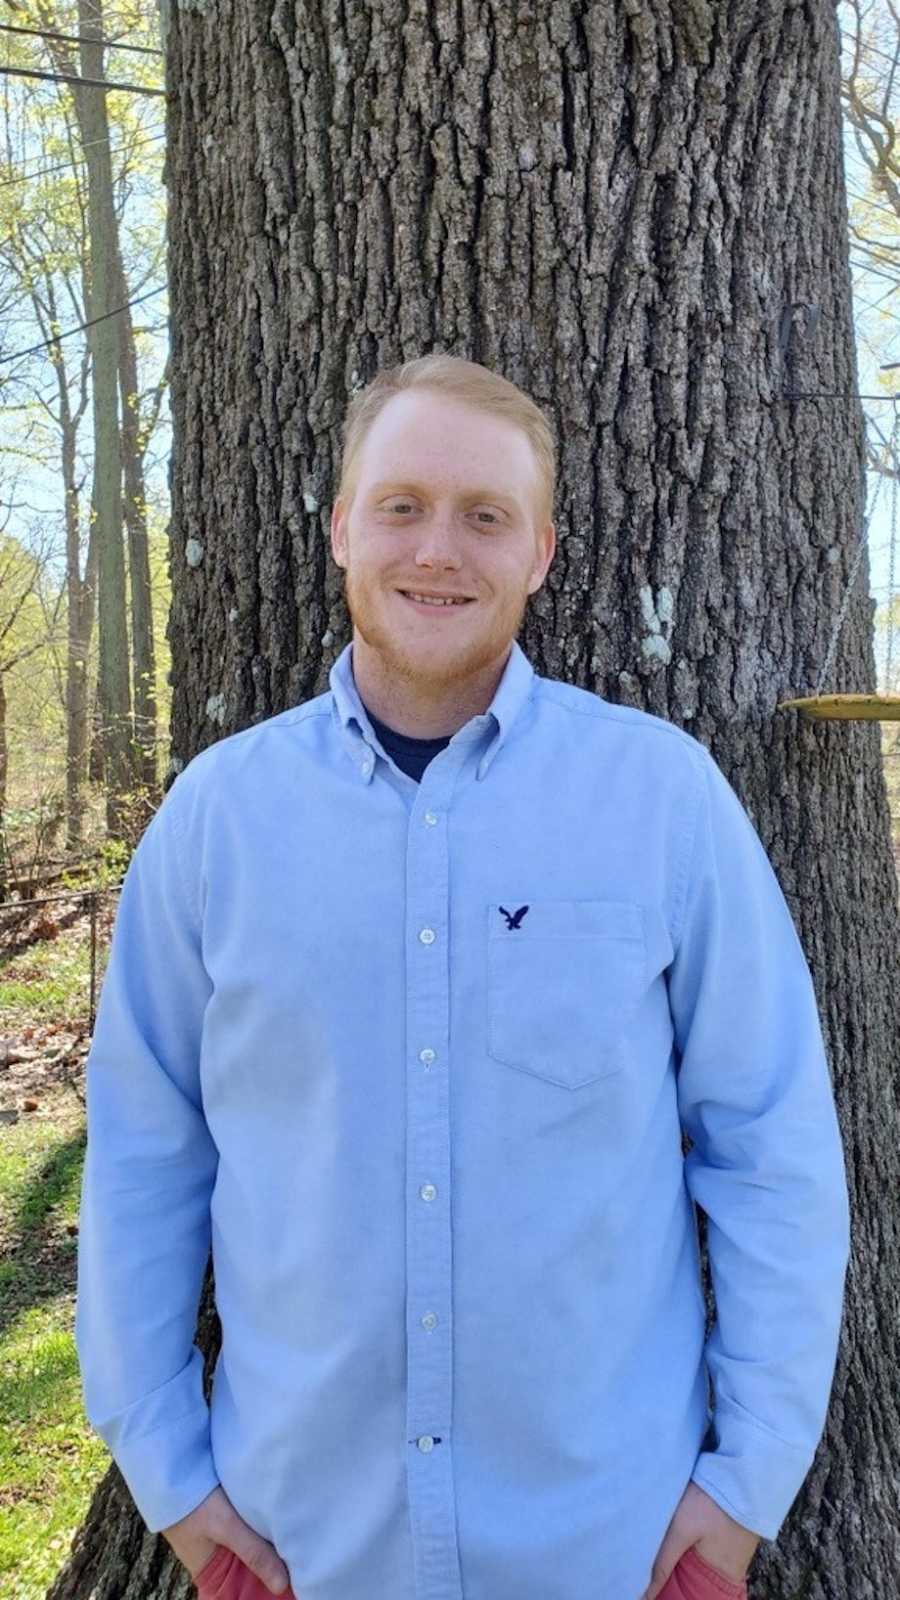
[403,592,469,607]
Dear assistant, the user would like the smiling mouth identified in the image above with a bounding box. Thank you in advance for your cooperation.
[397,591,477,612]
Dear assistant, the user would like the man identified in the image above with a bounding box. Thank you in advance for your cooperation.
[75,354,851,1600]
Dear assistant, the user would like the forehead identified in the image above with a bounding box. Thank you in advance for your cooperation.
[355,391,536,508]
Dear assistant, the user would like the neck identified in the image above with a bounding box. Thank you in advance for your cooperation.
[350,637,511,738]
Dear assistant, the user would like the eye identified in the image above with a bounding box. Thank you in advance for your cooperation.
[380,501,501,525]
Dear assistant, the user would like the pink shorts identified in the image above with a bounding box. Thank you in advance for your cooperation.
[192,1541,748,1600]
[193,1544,298,1600]
[657,1544,749,1599]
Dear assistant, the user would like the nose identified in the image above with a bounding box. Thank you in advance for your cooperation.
[413,519,465,571]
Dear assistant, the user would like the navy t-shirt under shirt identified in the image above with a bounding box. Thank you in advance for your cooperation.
[363,704,451,783]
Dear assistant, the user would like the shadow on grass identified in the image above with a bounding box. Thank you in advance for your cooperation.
[1,1127,86,1346]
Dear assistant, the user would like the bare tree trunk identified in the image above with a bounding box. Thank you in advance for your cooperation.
[0,668,7,901]
[14,261,95,857]
[72,0,133,840]
[0,667,6,821]
[63,509,90,855]
[62,2,900,1597]
[88,657,104,788]
[116,249,160,820]
[59,307,93,856]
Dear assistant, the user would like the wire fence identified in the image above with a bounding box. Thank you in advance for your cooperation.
[0,883,122,1040]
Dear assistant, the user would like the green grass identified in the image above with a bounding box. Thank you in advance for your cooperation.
[0,1076,110,1598]
[0,928,101,1027]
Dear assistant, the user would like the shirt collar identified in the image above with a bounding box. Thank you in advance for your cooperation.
[329,636,536,783]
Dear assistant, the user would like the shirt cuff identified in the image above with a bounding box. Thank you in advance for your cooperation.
[90,1347,221,1533]
[689,1395,812,1541]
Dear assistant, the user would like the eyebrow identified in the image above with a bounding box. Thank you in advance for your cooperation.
[368,480,523,513]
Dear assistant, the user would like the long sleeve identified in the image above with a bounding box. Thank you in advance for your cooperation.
[74,770,222,1533]
[668,747,851,1542]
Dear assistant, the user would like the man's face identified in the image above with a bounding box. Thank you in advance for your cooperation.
[330,390,556,693]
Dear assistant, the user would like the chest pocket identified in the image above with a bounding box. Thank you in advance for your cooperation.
[486,899,646,1090]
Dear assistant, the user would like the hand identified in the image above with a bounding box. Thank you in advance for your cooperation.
[640,1481,760,1600]
[161,1484,291,1595]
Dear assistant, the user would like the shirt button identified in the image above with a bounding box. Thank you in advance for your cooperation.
[417,1435,435,1452]
[419,928,435,944]
[420,1183,437,1201]
[424,811,438,825]
[419,1048,436,1064]
[421,1312,438,1331]
[361,755,373,774]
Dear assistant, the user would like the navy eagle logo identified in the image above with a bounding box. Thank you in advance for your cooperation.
[499,904,530,930]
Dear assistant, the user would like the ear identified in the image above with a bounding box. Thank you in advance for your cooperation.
[331,497,347,570]
[529,521,556,593]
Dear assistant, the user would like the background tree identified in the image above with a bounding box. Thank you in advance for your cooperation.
[52,3,900,1598]
[0,0,167,854]
[0,524,66,897]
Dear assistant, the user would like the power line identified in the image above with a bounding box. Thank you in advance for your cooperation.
[782,365,900,404]
[2,123,163,182]
[860,275,900,313]
[852,286,900,324]
[1,283,165,366]
[0,62,165,97]
[0,21,162,56]
[853,268,900,312]
[0,127,165,187]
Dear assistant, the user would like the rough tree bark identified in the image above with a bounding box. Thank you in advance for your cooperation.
[55,2,900,1597]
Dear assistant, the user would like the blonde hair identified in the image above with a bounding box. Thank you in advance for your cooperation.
[336,353,557,529]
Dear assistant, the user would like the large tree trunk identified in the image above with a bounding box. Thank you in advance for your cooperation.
[59,1,899,1596]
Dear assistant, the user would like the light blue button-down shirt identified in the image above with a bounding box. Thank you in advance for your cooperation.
[75,637,851,1600]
